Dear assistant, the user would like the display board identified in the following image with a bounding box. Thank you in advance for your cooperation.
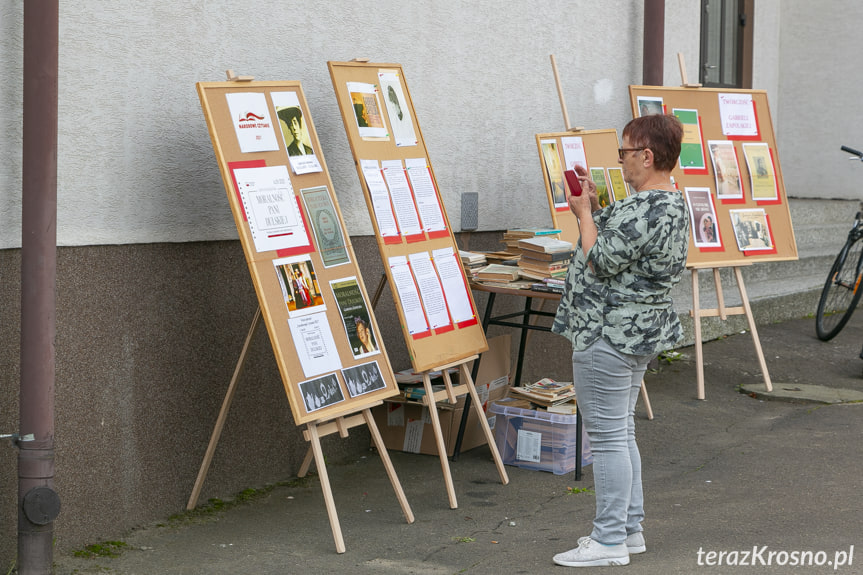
[197,80,399,426]
[327,61,487,373]
[629,86,798,268]
[535,129,622,247]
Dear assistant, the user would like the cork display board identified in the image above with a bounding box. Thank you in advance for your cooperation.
[327,61,487,373]
[197,80,399,426]
[629,85,798,268]
[535,129,622,247]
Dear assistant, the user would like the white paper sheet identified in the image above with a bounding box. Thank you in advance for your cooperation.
[431,247,475,324]
[560,136,588,172]
[347,81,389,139]
[378,71,418,147]
[388,255,430,336]
[225,92,280,153]
[718,93,758,137]
[382,160,423,237]
[404,158,446,233]
[288,313,342,377]
[233,165,311,253]
[408,251,451,330]
[360,159,400,238]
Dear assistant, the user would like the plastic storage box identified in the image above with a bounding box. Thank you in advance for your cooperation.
[489,398,592,475]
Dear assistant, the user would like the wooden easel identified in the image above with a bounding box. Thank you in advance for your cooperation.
[188,307,414,553]
[689,264,772,399]
[369,274,508,508]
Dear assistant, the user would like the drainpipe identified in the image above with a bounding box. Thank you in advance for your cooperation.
[643,0,665,85]
[19,1,60,574]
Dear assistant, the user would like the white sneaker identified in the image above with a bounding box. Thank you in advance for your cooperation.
[625,532,646,554]
[553,537,630,567]
[577,532,645,554]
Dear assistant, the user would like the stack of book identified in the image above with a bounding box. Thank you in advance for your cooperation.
[508,377,577,408]
[459,250,487,276]
[529,277,566,294]
[517,236,574,281]
[501,228,561,253]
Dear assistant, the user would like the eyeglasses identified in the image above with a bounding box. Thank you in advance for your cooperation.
[617,147,646,160]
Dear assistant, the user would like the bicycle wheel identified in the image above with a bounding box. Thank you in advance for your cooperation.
[815,236,863,340]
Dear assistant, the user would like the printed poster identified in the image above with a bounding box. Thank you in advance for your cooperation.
[707,141,744,200]
[232,165,313,254]
[274,255,325,318]
[271,91,323,175]
[541,140,567,209]
[673,108,707,171]
[300,186,350,268]
[560,136,588,173]
[590,167,610,208]
[298,373,344,413]
[729,208,774,252]
[347,81,388,139]
[341,360,387,398]
[742,143,779,202]
[288,312,342,378]
[637,96,664,116]
[378,70,417,147]
[225,92,280,153]
[718,93,759,138]
[330,277,380,359]
[684,187,721,248]
[404,158,447,235]
[607,167,628,202]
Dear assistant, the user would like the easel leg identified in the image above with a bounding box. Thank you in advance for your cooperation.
[423,372,458,509]
[306,421,346,554]
[362,408,415,523]
[734,267,773,391]
[459,363,509,485]
[298,446,315,477]
[187,307,262,510]
[691,269,706,400]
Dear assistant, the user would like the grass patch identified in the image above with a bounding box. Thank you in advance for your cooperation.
[452,536,475,543]
[72,541,128,559]
[566,486,594,495]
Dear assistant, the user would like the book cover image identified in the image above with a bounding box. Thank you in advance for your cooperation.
[707,140,744,200]
[684,187,722,249]
[300,185,350,268]
[729,208,773,252]
[330,276,380,359]
[589,167,610,207]
[673,108,707,171]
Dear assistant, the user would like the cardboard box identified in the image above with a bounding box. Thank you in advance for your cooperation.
[371,335,511,456]
[489,397,593,475]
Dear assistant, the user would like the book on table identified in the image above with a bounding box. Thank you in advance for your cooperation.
[518,236,574,254]
[518,267,568,281]
[518,257,571,274]
[519,249,575,262]
[475,263,520,282]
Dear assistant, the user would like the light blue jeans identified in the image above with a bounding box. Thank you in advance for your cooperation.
[571,337,654,546]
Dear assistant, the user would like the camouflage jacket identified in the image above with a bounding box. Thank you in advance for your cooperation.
[551,189,690,356]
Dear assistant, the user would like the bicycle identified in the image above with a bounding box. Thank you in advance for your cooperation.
[815,145,863,340]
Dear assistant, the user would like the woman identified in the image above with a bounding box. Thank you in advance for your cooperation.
[551,114,690,567]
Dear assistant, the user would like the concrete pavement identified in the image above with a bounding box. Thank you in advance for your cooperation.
[52,312,863,575]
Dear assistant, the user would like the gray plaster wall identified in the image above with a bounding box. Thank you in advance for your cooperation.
[0,1,701,249]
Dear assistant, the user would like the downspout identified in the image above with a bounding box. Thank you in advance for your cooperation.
[643,0,665,85]
[19,1,60,574]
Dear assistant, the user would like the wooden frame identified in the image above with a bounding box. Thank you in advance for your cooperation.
[327,61,488,373]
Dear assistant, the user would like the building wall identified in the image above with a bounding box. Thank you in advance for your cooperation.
[0,1,704,250]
